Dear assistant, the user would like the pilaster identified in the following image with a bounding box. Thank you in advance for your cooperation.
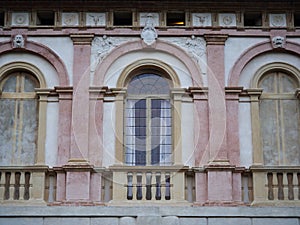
[204,34,228,164]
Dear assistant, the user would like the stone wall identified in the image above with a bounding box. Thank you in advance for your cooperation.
[0,206,299,225]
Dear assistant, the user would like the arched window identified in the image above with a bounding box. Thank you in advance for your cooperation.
[258,71,300,166]
[125,73,172,166]
[0,71,39,165]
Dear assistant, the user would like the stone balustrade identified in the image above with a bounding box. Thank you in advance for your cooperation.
[0,166,49,205]
[251,166,300,206]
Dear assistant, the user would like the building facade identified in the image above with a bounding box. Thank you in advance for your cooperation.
[0,0,300,224]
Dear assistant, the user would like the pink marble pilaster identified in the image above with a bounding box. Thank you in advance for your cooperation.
[189,87,209,166]
[66,171,90,200]
[70,34,94,160]
[225,87,243,166]
[204,34,228,163]
[88,87,107,166]
[55,87,73,165]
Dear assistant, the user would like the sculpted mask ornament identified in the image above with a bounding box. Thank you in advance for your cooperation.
[13,34,25,48]
[141,14,158,46]
[272,36,285,48]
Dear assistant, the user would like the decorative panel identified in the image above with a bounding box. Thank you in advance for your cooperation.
[192,13,212,27]
[218,13,236,27]
[139,13,159,27]
[86,13,106,26]
[11,12,29,26]
[269,14,286,27]
[62,12,79,26]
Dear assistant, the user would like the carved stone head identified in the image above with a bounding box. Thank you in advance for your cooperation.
[13,34,25,48]
[272,36,285,48]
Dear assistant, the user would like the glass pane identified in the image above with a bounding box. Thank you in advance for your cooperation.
[24,75,38,92]
[0,99,16,166]
[127,74,170,95]
[259,73,275,93]
[279,73,297,93]
[2,76,17,92]
[260,100,279,165]
[125,99,146,166]
[20,99,37,165]
[282,100,300,165]
[151,99,172,165]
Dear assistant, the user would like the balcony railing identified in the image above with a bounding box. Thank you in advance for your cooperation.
[0,166,50,205]
[251,166,300,206]
[109,165,191,204]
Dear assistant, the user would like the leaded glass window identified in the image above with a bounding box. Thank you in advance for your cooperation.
[125,73,172,166]
[0,72,39,166]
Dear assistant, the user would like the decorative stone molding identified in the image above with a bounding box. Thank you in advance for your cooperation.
[141,13,158,46]
[218,13,236,27]
[163,36,206,63]
[11,12,29,26]
[269,13,286,27]
[140,12,159,27]
[12,34,25,48]
[91,36,132,72]
[62,12,79,26]
[70,34,94,45]
[192,13,212,27]
[204,34,228,45]
[86,13,106,26]
[225,87,243,100]
[271,36,285,48]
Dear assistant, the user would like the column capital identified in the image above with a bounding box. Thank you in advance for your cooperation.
[225,86,243,100]
[70,34,95,45]
[188,87,208,100]
[204,34,228,45]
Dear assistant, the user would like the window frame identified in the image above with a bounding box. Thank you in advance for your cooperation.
[0,62,47,165]
[250,63,300,166]
[114,59,182,166]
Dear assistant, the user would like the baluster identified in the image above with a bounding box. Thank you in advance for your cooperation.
[277,173,284,200]
[287,173,294,200]
[267,173,274,200]
[155,172,161,200]
[127,173,133,200]
[24,172,30,200]
[297,173,300,200]
[165,173,171,200]
[14,172,21,200]
[136,173,142,200]
[146,172,152,200]
[4,172,11,200]
[48,175,55,203]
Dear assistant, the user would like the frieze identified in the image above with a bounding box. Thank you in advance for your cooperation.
[140,13,159,27]
[218,13,236,27]
[269,14,286,27]
[86,13,106,26]
[11,12,29,26]
[192,13,212,27]
[62,12,79,26]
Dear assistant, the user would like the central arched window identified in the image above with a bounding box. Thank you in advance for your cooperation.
[125,73,172,166]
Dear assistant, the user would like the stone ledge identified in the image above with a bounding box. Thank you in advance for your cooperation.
[0,206,299,218]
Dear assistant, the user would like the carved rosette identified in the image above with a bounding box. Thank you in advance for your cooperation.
[11,12,29,26]
[218,13,236,27]
[269,14,286,27]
